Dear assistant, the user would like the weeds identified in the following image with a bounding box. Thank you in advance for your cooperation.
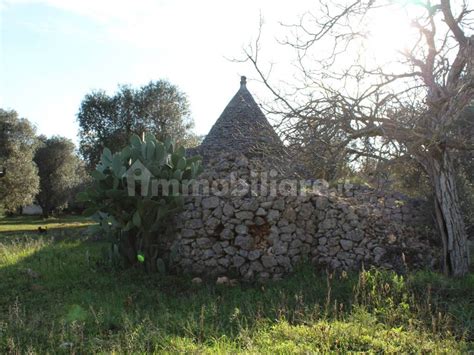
[0,229,473,352]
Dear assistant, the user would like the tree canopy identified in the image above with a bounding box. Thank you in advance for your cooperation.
[0,109,40,212]
[34,136,85,217]
[77,80,197,169]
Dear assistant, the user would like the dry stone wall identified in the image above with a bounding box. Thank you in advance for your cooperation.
[170,153,439,281]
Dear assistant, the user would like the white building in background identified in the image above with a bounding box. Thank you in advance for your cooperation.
[22,204,43,215]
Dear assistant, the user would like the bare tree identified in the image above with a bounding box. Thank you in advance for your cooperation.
[242,0,473,276]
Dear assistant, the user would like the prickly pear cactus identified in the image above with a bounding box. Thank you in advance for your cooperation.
[77,133,203,271]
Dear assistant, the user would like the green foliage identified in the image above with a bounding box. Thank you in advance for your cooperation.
[78,134,202,271]
[0,231,472,352]
[64,163,92,214]
[34,136,86,217]
[65,304,88,323]
[0,109,40,212]
[77,80,200,169]
[354,268,412,324]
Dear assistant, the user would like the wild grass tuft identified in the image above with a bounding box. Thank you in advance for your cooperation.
[0,224,472,353]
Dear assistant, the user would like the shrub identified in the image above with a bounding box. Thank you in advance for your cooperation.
[77,133,202,272]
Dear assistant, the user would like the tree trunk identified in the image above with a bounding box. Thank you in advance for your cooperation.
[42,207,50,219]
[425,150,470,276]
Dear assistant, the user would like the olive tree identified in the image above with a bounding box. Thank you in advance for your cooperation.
[0,109,39,212]
[34,136,84,217]
[77,80,198,169]
[243,0,473,275]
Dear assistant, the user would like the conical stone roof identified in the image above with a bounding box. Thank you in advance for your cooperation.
[197,76,286,161]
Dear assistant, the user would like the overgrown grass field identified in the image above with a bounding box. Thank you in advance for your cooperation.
[1,217,473,353]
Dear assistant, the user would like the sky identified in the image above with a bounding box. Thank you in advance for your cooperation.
[0,0,321,145]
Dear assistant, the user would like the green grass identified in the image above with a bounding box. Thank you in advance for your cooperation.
[0,221,473,353]
[0,215,94,233]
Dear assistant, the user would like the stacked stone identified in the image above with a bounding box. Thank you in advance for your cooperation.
[343,184,430,225]
[196,76,287,164]
[170,153,439,281]
[310,194,436,272]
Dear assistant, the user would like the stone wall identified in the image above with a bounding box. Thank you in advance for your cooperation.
[170,153,439,281]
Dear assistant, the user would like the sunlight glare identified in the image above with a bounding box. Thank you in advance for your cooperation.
[365,6,418,63]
